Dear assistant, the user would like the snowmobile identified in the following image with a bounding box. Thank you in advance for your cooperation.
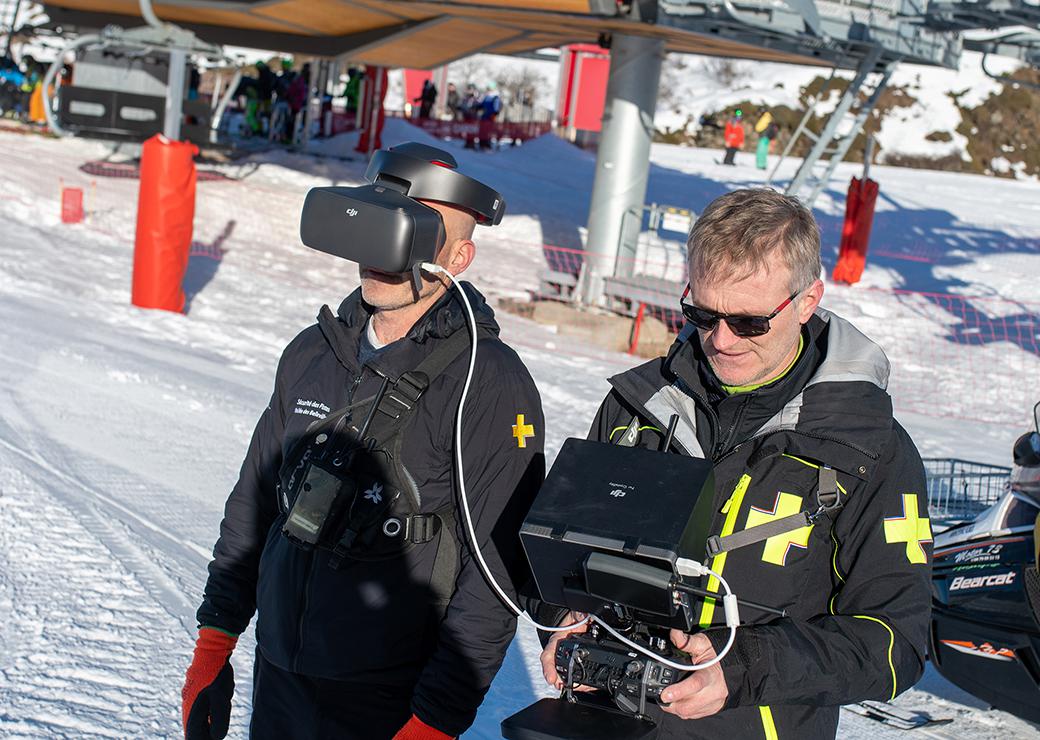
[929,401,1040,724]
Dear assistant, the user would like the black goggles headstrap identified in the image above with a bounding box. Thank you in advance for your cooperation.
[365,144,505,226]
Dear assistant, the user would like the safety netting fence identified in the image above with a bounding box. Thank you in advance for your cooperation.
[537,242,1040,428]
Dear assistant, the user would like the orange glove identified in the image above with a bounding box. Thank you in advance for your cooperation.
[182,627,238,739]
[392,714,453,740]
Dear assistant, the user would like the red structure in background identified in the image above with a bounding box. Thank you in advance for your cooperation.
[132,135,198,313]
[557,44,610,143]
[833,176,880,285]
[403,69,433,113]
[355,66,389,156]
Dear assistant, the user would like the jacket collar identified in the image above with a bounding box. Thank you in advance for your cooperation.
[662,309,889,400]
[318,281,500,376]
[616,309,894,470]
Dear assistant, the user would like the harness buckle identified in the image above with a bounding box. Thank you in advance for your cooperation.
[379,371,430,419]
[808,466,842,523]
[404,514,441,544]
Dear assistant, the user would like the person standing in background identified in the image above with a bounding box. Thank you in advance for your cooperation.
[414,79,438,120]
[755,107,777,170]
[722,109,745,166]
[478,82,501,150]
[446,82,460,120]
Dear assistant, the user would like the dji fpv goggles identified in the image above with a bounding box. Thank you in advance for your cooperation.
[299,142,506,288]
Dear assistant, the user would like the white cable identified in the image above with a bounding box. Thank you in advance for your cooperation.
[590,564,737,672]
[419,263,583,634]
[419,262,737,667]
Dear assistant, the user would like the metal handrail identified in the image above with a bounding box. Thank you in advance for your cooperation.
[923,457,1012,519]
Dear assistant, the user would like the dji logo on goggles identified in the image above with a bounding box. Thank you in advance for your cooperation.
[346,208,359,217]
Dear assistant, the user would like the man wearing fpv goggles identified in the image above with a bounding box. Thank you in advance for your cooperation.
[541,188,931,739]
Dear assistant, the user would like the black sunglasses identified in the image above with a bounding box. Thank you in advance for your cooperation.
[680,284,799,337]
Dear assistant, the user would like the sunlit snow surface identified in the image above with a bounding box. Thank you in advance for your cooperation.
[1,121,1038,738]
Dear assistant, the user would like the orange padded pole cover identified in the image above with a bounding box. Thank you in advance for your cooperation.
[132,135,198,312]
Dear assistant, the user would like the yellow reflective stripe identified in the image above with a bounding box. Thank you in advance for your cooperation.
[781,454,848,495]
[759,706,779,740]
[609,425,662,441]
[829,530,845,615]
[698,474,751,627]
[831,540,896,700]
[853,615,898,701]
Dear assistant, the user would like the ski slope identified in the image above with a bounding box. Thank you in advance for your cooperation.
[1,120,1039,738]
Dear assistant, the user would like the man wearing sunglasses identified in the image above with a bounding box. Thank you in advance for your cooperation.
[540,188,930,739]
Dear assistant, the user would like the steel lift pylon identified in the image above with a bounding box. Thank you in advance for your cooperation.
[772,47,897,206]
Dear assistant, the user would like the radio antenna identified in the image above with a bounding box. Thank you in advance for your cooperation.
[661,414,679,452]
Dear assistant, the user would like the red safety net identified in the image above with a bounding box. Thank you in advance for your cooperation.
[387,111,552,144]
[79,160,230,182]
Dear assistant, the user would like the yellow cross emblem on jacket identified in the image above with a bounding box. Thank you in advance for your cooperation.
[884,493,932,565]
[512,414,535,449]
[744,492,813,566]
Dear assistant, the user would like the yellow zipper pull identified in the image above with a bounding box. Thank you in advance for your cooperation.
[721,474,752,515]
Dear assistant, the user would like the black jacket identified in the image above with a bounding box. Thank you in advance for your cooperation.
[588,310,931,739]
[196,283,545,736]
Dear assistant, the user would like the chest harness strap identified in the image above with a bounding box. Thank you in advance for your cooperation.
[278,322,474,586]
[705,466,841,559]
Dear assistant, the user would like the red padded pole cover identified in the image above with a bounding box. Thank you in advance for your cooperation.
[132,134,198,312]
[833,177,862,284]
[853,178,879,264]
[355,67,389,154]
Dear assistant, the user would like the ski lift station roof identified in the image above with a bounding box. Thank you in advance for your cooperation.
[42,0,968,70]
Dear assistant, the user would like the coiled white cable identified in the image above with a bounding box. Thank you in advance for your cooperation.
[419,263,737,670]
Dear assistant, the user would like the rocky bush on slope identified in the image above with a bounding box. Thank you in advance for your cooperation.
[667,68,1040,178]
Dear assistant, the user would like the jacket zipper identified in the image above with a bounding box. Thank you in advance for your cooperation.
[715,394,751,458]
[698,473,752,627]
[292,366,366,670]
[293,551,315,672]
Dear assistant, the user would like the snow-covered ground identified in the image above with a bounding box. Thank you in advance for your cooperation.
[1,120,1039,738]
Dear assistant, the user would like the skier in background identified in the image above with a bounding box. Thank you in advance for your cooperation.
[754,107,778,170]
[0,56,26,118]
[478,81,501,150]
[445,82,460,120]
[461,84,480,121]
[287,63,309,144]
[343,67,361,113]
[722,109,745,166]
